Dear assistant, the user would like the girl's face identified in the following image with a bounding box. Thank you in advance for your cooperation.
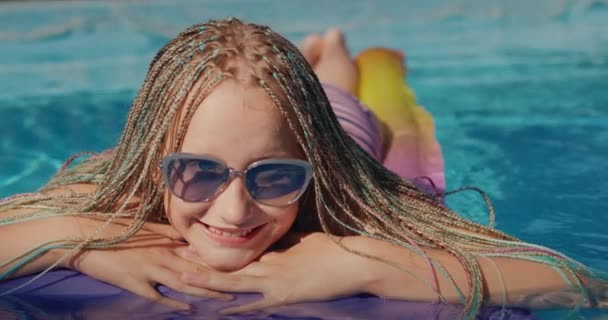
[164,80,302,271]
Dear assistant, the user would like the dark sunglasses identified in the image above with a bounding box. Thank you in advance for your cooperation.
[159,153,313,207]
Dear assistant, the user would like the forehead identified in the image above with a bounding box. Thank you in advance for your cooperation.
[179,80,300,167]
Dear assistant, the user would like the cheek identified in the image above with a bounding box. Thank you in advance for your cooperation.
[164,190,179,226]
[164,191,209,230]
[269,203,299,233]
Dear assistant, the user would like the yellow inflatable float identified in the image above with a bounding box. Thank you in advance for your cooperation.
[355,48,446,193]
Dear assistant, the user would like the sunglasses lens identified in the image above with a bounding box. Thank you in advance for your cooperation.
[246,162,310,206]
[165,157,227,202]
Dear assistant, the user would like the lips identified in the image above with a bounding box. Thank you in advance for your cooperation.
[198,222,266,246]
[206,225,256,237]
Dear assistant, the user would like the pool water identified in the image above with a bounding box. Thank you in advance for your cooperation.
[1,0,607,319]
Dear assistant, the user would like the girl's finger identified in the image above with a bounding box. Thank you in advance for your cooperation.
[231,261,269,277]
[154,266,234,301]
[181,271,260,293]
[126,280,191,311]
[173,245,206,265]
[219,298,277,315]
[153,293,192,311]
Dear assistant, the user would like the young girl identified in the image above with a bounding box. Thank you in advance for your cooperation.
[0,18,604,319]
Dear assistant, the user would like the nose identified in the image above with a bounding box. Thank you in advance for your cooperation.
[211,176,255,225]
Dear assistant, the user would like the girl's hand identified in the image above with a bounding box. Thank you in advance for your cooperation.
[63,217,233,310]
[181,232,376,314]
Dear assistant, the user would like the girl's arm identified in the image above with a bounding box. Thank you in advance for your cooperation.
[0,186,232,309]
[345,235,591,308]
[0,215,80,279]
[0,184,95,279]
[182,232,602,315]
[1,184,103,278]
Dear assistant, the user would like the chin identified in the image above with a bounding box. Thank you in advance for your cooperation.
[208,261,249,272]
[198,250,260,272]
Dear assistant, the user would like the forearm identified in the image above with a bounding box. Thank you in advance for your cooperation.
[344,236,579,307]
[0,216,78,280]
[0,185,108,280]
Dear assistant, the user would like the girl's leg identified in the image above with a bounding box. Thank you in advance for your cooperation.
[300,31,446,194]
[299,28,358,96]
[299,29,384,161]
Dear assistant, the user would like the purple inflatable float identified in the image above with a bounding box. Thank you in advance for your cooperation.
[0,270,539,319]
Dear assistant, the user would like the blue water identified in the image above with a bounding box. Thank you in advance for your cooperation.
[1,0,607,319]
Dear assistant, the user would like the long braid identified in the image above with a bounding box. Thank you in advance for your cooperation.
[0,18,601,319]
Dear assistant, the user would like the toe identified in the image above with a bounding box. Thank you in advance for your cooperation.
[299,33,323,66]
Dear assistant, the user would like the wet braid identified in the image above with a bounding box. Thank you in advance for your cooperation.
[0,18,599,319]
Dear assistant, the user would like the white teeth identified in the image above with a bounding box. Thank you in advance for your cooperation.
[207,226,254,237]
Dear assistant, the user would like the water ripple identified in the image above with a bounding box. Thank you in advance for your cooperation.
[0,152,62,196]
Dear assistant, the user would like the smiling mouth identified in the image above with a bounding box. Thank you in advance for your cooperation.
[198,222,266,245]
[206,225,257,237]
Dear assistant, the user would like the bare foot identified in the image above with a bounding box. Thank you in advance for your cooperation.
[298,29,359,95]
[298,33,323,67]
[312,28,359,96]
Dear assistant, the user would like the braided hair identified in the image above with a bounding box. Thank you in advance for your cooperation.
[0,18,598,319]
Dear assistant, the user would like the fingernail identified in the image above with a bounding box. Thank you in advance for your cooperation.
[219,294,234,301]
[177,304,195,315]
[219,308,234,315]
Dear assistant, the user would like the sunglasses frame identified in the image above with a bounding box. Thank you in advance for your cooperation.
[159,152,313,207]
